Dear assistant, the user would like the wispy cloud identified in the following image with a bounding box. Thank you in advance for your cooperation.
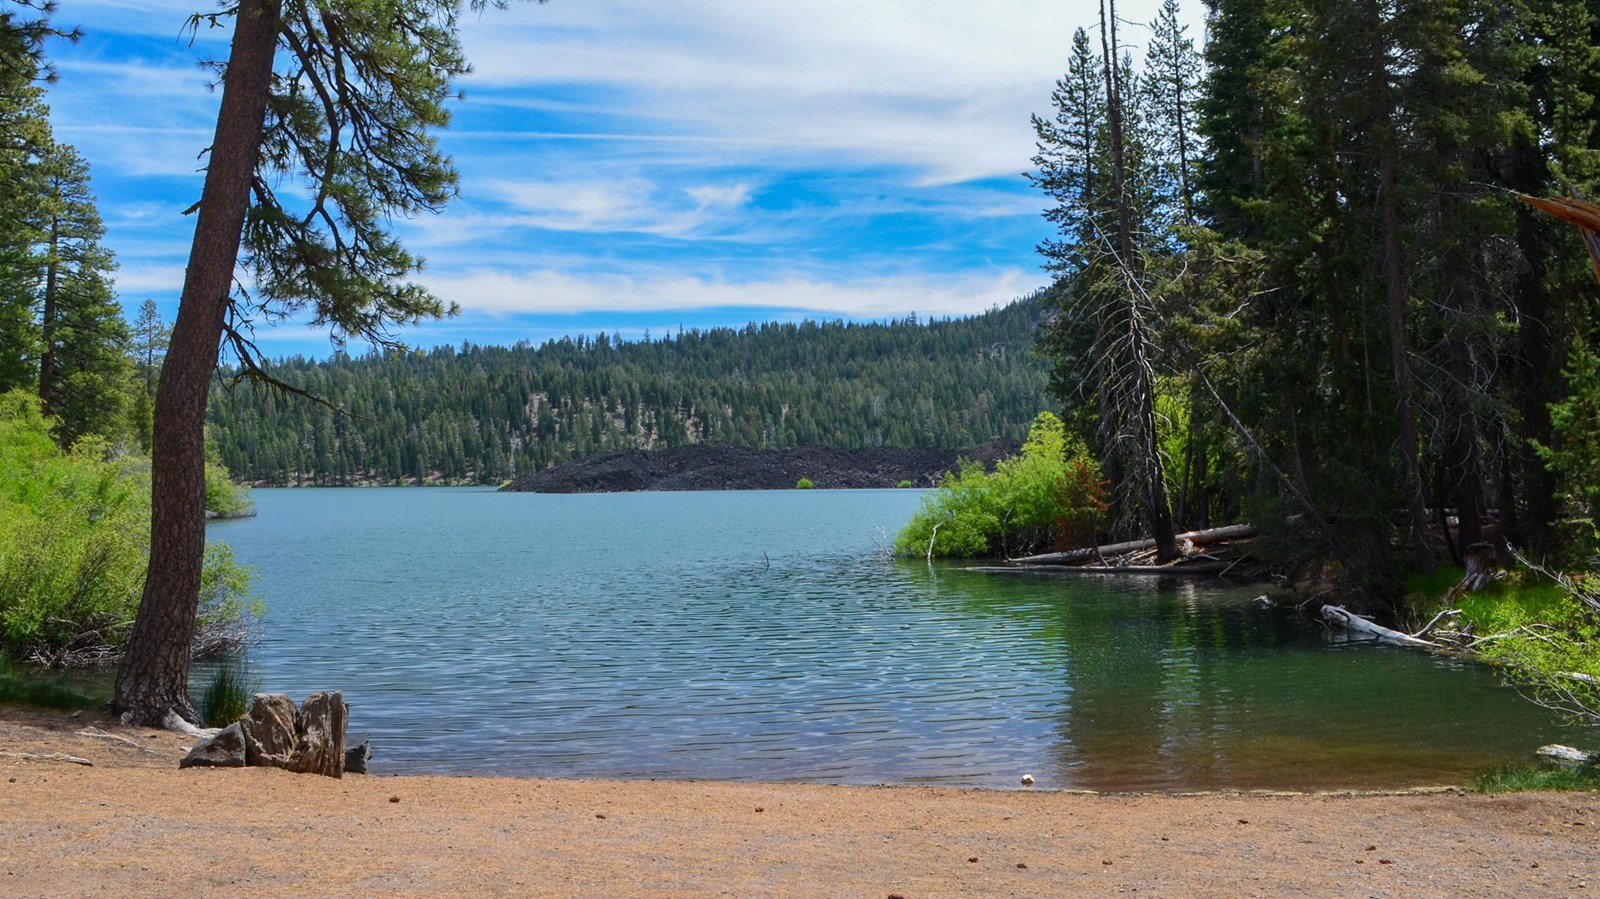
[423,267,1039,319]
[39,0,1205,356]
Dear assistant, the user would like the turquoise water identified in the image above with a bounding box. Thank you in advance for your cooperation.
[206,487,1582,790]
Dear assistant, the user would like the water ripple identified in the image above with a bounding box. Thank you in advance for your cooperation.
[204,488,1586,790]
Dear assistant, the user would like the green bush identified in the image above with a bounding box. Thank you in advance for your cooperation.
[795,477,815,490]
[0,391,257,666]
[205,441,255,518]
[894,412,1105,559]
[896,479,914,489]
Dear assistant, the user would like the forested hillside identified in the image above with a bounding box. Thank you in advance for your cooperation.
[1030,0,1600,593]
[205,297,1050,485]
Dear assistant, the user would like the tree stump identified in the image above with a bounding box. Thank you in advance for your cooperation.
[288,691,348,778]
[240,693,297,769]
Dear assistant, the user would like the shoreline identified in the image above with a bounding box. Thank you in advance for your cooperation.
[4,705,1596,896]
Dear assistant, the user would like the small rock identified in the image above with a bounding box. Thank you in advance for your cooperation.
[179,722,246,769]
[968,857,978,863]
[1016,863,1028,869]
[388,795,400,803]
[344,734,372,775]
[1020,773,1034,786]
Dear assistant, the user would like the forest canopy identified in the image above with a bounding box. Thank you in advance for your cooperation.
[1028,0,1600,596]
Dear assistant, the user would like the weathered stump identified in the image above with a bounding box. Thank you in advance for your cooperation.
[288,691,348,778]
[240,693,297,769]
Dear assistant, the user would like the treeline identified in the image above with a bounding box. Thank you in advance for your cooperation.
[205,299,1051,485]
[1031,0,1600,593]
[0,22,163,452]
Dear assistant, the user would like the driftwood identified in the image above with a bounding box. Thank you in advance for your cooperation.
[969,562,1234,576]
[1536,744,1598,767]
[1011,524,1256,565]
[1320,605,1441,649]
[0,751,92,766]
[76,728,161,754]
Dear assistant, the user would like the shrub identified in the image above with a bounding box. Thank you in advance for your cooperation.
[894,412,1105,559]
[0,391,257,667]
[795,477,815,490]
[896,479,914,489]
[205,441,255,518]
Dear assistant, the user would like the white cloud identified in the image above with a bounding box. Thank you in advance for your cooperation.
[424,267,1041,319]
[456,0,1205,183]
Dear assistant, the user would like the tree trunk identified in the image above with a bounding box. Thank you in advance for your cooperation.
[1099,0,1178,562]
[37,210,58,417]
[112,0,280,726]
[1369,0,1432,573]
[1508,130,1553,553]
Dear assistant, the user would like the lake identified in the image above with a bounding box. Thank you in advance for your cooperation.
[207,487,1581,790]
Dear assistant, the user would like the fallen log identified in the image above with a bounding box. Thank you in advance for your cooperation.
[1011,524,1257,565]
[1320,605,1441,649]
[967,562,1235,576]
[1536,744,1597,767]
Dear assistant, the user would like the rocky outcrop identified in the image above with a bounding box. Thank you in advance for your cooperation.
[500,442,1019,494]
[182,691,356,778]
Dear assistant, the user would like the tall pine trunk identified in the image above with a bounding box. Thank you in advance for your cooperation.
[1368,0,1432,573]
[1099,0,1178,561]
[37,210,58,417]
[112,0,280,725]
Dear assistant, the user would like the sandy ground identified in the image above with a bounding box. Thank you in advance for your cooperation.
[1,704,1596,898]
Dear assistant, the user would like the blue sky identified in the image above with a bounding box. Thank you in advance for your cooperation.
[42,0,1204,358]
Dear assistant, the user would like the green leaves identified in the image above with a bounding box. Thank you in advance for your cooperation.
[0,391,256,665]
[894,412,1106,560]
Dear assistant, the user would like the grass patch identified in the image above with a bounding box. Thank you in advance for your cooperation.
[1472,764,1600,794]
[195,659,257,727]
[1405,567,1576,634]
[0,656,104,711]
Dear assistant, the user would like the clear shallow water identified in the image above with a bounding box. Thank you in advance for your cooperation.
[206,487,1582,790]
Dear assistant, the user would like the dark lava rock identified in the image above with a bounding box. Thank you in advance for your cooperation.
[345,734,372,775]
[500,442,1019,494]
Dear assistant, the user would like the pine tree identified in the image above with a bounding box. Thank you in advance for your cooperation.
[117,0,545,725]
[35,141,130,447]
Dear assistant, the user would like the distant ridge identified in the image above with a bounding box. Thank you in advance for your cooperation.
[500,441,1021,493]
[209,293,1051,486]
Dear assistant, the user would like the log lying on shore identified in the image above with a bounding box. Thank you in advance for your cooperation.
[1010,524,1257,566]
[1320,604,1441,648]
[968,562,1235,576]
[1537,744,1598,767]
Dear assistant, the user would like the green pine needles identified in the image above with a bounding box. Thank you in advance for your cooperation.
[895,412,1105,560]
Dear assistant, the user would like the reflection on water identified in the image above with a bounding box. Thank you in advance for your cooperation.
[206,487,1581,790]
